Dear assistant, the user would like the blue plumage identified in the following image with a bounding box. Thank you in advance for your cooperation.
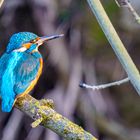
[0,32,63,112]
[1,52,20,112]
[0,32,41,112]
[14,52,40,94]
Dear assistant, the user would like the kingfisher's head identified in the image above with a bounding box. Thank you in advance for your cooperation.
[6,32,63,53]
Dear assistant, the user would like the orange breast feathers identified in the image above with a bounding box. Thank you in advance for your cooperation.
[17,58,43,98]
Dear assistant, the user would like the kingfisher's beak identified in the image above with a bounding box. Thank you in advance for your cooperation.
[14,34,64,52]
[36,34,64,46]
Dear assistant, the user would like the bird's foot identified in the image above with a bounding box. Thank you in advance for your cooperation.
[39,98,54,109]
[31,98,54,128]
[31,115,43,128]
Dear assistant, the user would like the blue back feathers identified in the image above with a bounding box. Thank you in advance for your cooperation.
[0,32,42,112]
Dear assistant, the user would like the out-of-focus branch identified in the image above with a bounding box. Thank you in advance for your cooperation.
[15,94,97,140]
[2,110,23,140]
[80,95,139,140]
[115,0,140,24]
[86,0,140,95]
[0,0,4,8]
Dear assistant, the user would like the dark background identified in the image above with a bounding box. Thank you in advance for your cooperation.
[0,0,140,140]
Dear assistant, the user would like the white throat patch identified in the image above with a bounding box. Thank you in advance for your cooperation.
[13,47,27,52]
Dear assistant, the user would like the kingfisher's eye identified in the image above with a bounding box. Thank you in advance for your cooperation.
[30,39,37,43]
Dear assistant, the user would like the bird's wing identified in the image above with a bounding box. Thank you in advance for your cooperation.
[0,52,40,112]
[0,53,11,97]
[0,52,21,112]
[13,52,40,95]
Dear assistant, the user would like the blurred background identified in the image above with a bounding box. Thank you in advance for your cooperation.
[0,0,140,140]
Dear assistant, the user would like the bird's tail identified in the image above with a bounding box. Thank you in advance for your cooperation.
[2,97,14,112]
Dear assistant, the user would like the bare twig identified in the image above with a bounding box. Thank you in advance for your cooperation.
[15,94,97,140]
[86,0,140,95]
[80,77,129,90]
[115,0,140,24]
[115,0,129,7]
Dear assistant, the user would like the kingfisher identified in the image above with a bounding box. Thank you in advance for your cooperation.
[0,32,63,112]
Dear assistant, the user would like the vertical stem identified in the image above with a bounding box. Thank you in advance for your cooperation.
[86,0,140,95]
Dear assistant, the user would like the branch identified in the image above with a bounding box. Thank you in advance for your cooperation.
[15,94,97,140]
[0,0,4,8]
[115,0,140,24]
[86,0,140,95]
[80,77,129,90]
[0,1,97,139]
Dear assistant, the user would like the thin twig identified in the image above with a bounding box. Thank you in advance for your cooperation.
[115,0,129,7]
[80,77,129,90]
[115,0,140,24]
[86,0,140,95]
[15,94,97,140]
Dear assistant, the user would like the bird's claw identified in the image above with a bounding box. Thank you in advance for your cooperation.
[31,99,54,128]
[31,111,44,128]
[31,116,43,128]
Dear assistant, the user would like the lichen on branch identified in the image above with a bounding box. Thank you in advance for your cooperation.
[15,94,97,140]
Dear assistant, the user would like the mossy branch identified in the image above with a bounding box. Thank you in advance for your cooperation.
[86,0,140,95]
[15,94,97,140]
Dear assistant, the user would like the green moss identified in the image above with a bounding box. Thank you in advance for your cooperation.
[15,94,97,140]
